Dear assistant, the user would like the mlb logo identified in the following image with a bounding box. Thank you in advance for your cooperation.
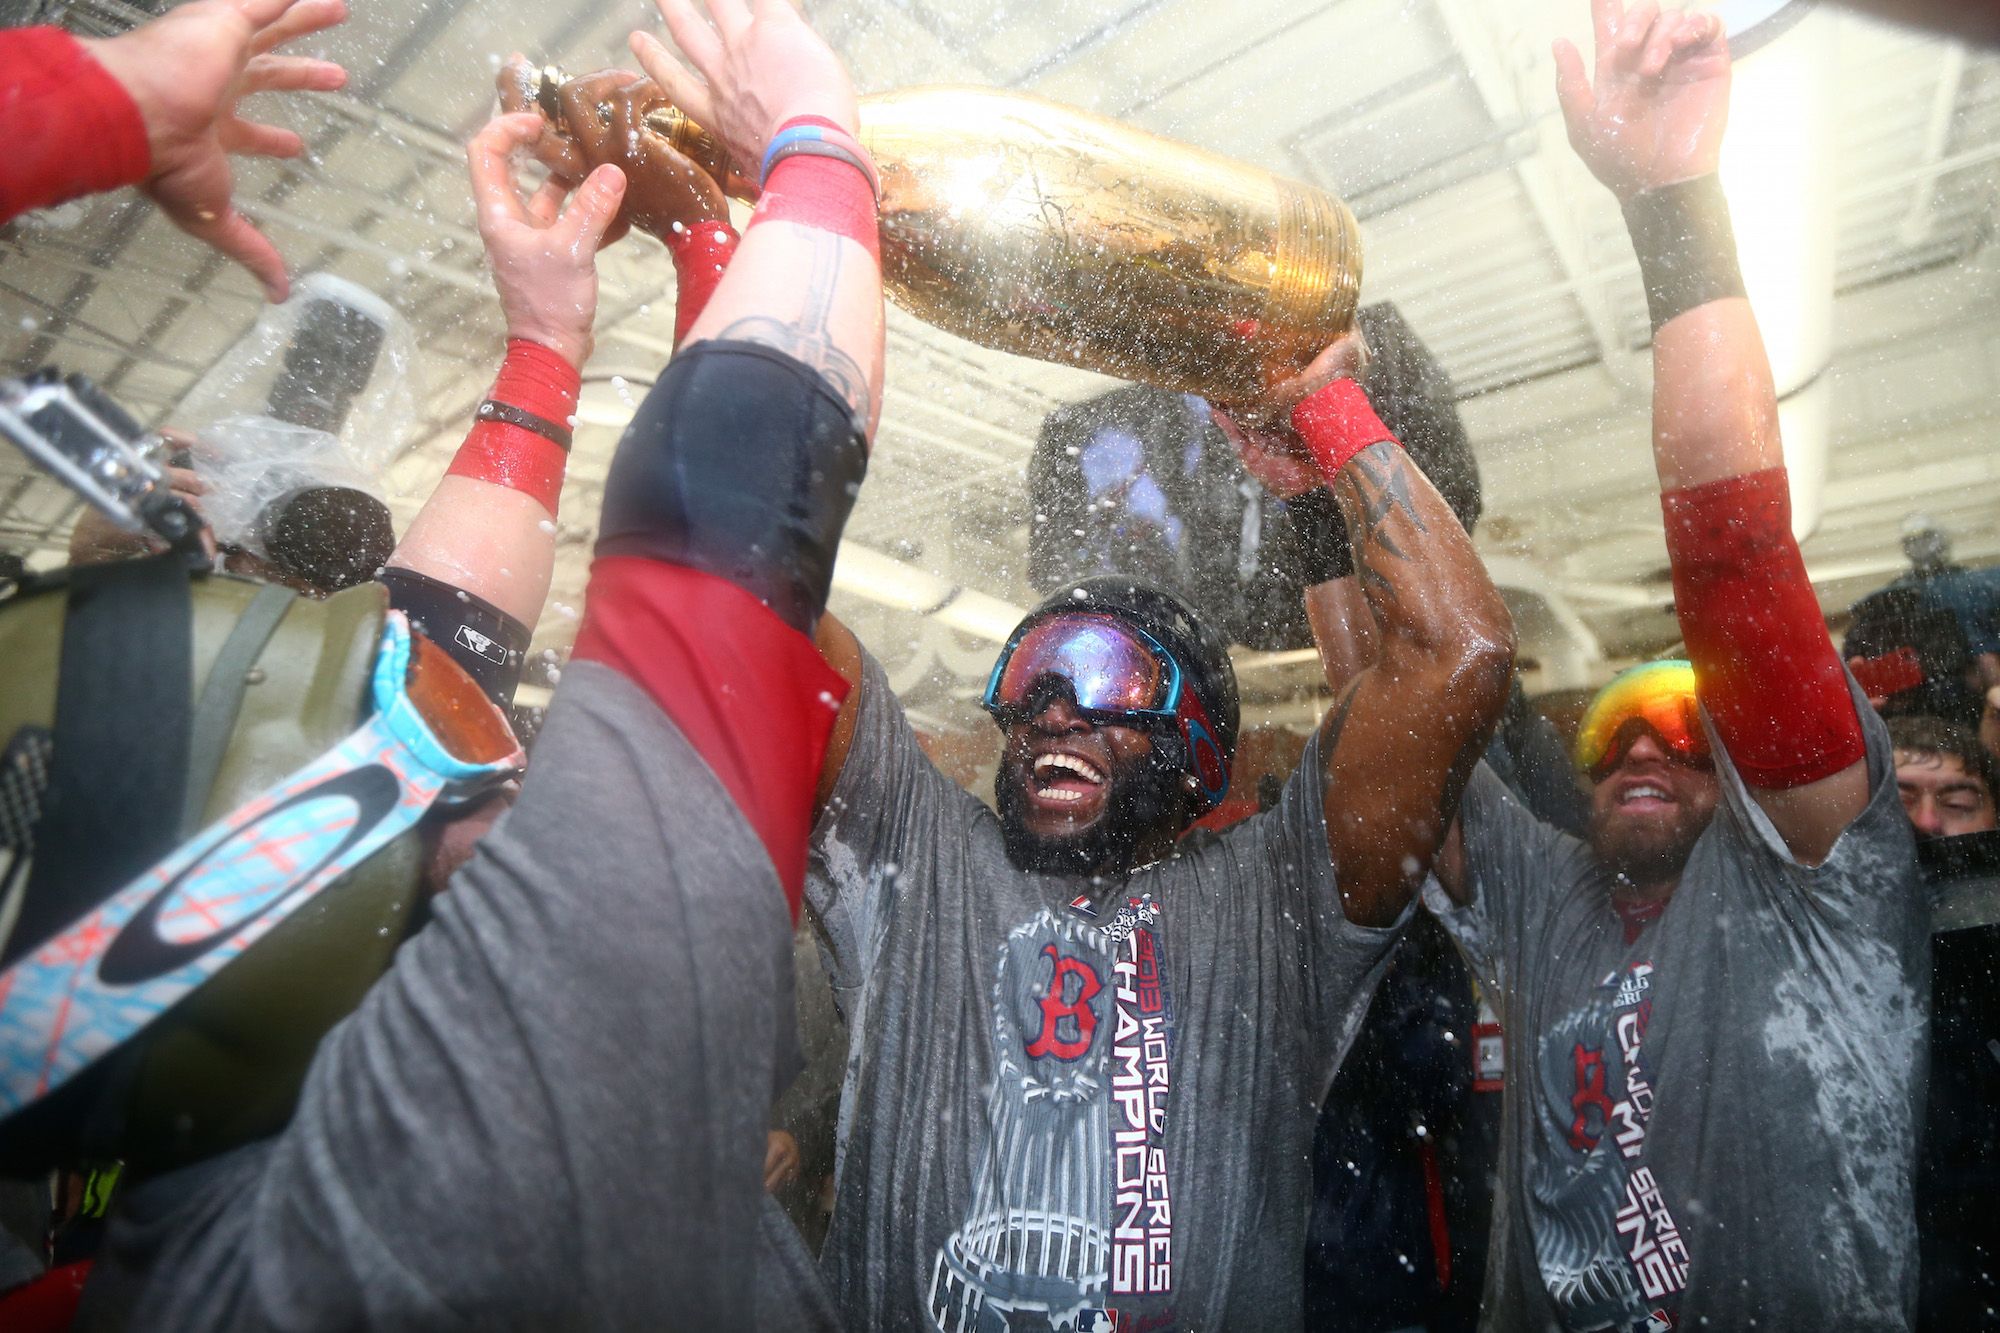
[1066,893,1099,920]
[1075,1311,1115,1333]
[454,623,507,665]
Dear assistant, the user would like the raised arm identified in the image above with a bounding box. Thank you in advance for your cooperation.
[622,0,886,810]
[1218,336,1515,926]
[567,0,881,911]
[379,114,626,706]
[1557,1,1867,861]
[0,0,348,301]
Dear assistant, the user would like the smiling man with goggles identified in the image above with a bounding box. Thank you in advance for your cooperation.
[1572,659,1712,780]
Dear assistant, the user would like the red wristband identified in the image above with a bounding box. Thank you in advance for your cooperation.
[668,219,740,346]
[1662,467,1864,789]
[445,339,580,516]
[1290,378,1398,483]
[0,29,151,224]
[746,118,880,262]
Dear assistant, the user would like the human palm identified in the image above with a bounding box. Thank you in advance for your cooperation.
[84,0,347,299]
[1554,2,1731,200]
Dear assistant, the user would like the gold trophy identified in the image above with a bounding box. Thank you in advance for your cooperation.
[520,67,1363,405]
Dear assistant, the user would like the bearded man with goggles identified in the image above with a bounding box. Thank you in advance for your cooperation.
[1422,8,1926,1332]
[806,205,1514,1333]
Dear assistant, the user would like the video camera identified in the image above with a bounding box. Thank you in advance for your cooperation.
[0,369,206,554]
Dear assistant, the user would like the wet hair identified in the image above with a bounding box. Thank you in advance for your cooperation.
[1887,713,1998,800]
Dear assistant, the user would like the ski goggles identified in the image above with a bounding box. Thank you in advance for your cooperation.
[0,611,522,1118]
[983,613,1185,726]
[983,612,1230,806]
[1573,659,1710,780]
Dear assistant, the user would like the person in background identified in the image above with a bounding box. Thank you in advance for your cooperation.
[1885,515,2000,691]
[1427,5,1926,1329]
[1891,714,1998,840]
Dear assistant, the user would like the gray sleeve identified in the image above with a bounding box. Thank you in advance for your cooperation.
[112,662,831,1331]
[1190,729,1412,1076]
[1702,672,1925,938]
[1422,761,1591,1001]
[806,648,969,994]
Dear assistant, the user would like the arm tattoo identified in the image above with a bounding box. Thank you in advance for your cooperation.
[711,230,872,425]
[1340,441,1428,605]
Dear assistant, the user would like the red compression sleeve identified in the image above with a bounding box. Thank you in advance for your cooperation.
[445,339,578,516]
[668,219,739,346]
[0,29,150,223]
[1662,467,1864,789]
[572,557,847,920]
[746,118,880,263]
[1290,377,1399,483]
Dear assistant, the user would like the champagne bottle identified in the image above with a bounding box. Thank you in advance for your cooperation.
[537,71,1363,404]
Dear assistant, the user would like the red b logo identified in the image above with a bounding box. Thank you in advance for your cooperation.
[1024,943,1102,1061]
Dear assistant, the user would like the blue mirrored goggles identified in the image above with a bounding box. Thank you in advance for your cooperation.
[981,613,1186,727]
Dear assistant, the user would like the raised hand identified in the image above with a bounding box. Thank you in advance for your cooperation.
[466,113,628,369]
[1553,0,1731,200]
[1211,330,1372,498]
[629,0,860,176]
[497,60,730,246]
[82,0,349,301]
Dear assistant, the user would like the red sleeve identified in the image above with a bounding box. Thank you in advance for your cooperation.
[571,556,848,920]
[0,28,150,224]
[1662,467,1864,789]
[668,219,739,346]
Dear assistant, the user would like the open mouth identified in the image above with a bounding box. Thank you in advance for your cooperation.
[1616,781,1672,811]
[1031,751,1107,805]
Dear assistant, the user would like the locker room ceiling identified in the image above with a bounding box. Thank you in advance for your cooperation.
[3,0,1998,732]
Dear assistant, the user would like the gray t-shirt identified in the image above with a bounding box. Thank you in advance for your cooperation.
[807,651,1406,1332]
[1423,690,1928,1332]
[80,663,834,1331]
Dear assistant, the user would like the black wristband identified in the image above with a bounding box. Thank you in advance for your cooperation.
[377,565,532,710]
[476,399,572,451]
[1279,486,1353,584]
[1621,174,1747,334]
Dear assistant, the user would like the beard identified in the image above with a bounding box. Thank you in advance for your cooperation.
[996,747,1189,878]
[1589,803,1709,890]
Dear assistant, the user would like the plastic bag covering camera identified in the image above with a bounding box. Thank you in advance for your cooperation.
[175,273,416,559]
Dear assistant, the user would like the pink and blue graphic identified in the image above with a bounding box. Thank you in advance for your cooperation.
[0,613,520,1117]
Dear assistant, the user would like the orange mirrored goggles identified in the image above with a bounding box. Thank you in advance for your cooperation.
[1572,660,1710,779]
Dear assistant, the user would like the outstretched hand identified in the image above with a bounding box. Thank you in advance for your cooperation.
[629,0,859,179]
[467,113,628,370]
[1553,0,1731,200]
[83,0,349,302]
[1212,331,1371,498]
[497,59,731,245]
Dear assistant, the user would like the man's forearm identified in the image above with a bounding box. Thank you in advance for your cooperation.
[1330,441,1511,706]
[0,28,150,223]
[1285,379,1513,922]
[1627,176,1864,828]
[682,118,885,438]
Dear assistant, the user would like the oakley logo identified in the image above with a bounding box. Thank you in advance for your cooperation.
[97,765,400,987]
[455,623,507,665]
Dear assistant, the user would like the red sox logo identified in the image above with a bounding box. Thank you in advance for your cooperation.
[1025,943,1103,1061]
